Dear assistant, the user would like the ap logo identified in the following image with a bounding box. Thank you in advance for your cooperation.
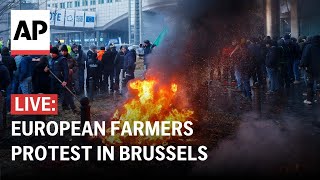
[11,10,50,55]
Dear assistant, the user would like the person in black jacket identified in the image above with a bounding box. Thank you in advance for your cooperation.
[0,55,10,130]
[87,44,99,92]
[1,47,17,112]
[46,47,69,97]
[300,35,320,105]
[114,46,127,91]
[124,48,136,85]
[101,46,116,92]
[1,47,16,80]
[265,40,280,94]
[32,56,50,94]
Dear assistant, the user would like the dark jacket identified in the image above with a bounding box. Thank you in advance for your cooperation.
[124,50,136,72]
[0,61,10,90]
[114,51,125,69]
[265,46,279,69]
[18,56,33,82]
[64,53,78,84]
[102,49,116,71]
[143,45,152,65]
[87,50,95,62]
[248,43,263,65]
[32,61,50,94]
[1,48,17,80]
[49,55,69,82]
[77,45,87,68]
[300,35,320,78]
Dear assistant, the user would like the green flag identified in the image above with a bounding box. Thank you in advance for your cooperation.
[153,27,168,47]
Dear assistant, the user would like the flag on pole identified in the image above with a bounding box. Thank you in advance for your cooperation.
[153,27,168,47]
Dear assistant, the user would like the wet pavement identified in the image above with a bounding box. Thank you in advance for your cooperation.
[194,81,320,175]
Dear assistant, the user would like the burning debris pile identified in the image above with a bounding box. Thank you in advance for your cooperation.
[103,77,195,145]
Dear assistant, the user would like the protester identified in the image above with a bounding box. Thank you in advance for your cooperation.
[101,46,116,92]
[32,56,50,94]
[87,44,99,93]
[114,46,127,91]
[230,39,243,92]
[1,47,17,112]
[70,44,78,59]
[60,45,77,112]
[76,45,86,94]
[47,47,69,99]
[300,35,320,105]
[124,47,137,85]
[143,40,152,70]
[19,55,33,94]
[136,44,144,59]
[248,38,264,88]
[265,40,280,94]
[0,54,10,130]
[97,47,105,61]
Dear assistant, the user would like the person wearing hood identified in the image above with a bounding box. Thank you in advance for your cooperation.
[0,54,10,130]
[300,35,320,105]
[46,47,69,96]
[70,44,78,59]
[97,47,105,61]
[1,47,17,80]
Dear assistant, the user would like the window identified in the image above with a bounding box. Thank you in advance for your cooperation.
[60,2,65,8]
[106,0,112,3]
[115,0,121,2]
[47,4,50,7]
[75,1,80,7]
[54,3,58,8]
[82,0,88,6]
[90,8,96,11]
[98,0,104,4]
[90,0,96,5]
[67,2,73,8]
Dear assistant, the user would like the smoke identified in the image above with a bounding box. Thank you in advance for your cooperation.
[192,111,320,175]
[146,0,264,111]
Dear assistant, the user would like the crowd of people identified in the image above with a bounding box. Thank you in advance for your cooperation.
[0,39,154,128]
[216,34,320,105]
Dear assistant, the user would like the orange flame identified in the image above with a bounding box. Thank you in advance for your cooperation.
[103,78,194,145]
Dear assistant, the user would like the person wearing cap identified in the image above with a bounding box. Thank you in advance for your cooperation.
[46,47,69,98]
[0,54,10,130]
[60,45,77,112]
